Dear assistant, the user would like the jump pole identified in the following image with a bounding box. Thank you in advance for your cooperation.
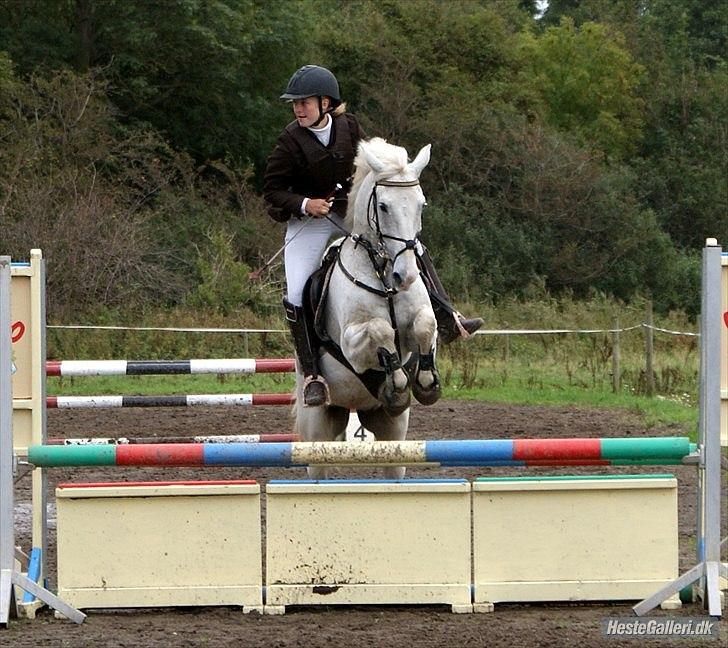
[46,357,294,376]
[27,436,696,468]
[1,256,85,626]
[47,434,299,445]
[46,393,294,409]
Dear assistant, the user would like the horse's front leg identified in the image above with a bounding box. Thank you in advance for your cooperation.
[342,317,410,415]
[410,306,441,406]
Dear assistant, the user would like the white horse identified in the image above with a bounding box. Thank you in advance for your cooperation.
[295,137,441,478]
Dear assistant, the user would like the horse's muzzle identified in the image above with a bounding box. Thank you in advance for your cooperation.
[393,271,416,291]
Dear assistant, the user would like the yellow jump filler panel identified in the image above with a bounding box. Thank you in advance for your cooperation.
[472,475,680,612]
[265,479,472,614]
[56,481,263,612]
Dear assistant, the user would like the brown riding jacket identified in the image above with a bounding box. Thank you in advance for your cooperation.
[263,113,366,222]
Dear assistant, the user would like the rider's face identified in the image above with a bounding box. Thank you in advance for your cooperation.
[292,96,330,128]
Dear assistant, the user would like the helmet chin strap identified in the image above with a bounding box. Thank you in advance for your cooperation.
[310,96,331,127]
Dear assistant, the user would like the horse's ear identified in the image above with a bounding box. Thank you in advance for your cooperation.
[361,141,387,174]
[409,144,431,177]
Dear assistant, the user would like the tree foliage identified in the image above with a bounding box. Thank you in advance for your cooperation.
[518,18,644,159]
[0,68,278,319]
[536,0,728,251]
[0,0,724,319]
[0,0,314,164]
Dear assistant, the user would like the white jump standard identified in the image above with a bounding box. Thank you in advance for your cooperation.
[1,256,84,626]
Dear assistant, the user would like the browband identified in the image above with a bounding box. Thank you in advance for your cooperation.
[375,179,420,187]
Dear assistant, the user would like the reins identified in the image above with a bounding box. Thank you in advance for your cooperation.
[330,177,423,359]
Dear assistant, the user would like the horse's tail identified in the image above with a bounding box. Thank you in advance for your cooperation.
[290,386,298,421]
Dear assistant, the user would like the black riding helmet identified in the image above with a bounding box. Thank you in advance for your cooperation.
[281,65,341,104]
[280,65,341,126]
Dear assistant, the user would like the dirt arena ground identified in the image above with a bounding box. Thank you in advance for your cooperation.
[5,400,726,647]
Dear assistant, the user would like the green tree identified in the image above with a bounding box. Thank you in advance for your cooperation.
[634,62,728,249]
[0,68,278,318]
[1,0,718,317]
[317,0,529,144]
[537,1,727,250]
[541,0,727,67]
[315,1,678,310]
[0,50,16,117]
[0,0,316,165]
[518,18,644,159]
[632,3,728,249]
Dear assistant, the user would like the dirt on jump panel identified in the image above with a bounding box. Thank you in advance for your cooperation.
[6,400,727,648]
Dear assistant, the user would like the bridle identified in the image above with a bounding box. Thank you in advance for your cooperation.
[336,178,422,298]
[332,177,424,359]
[366,178,422,269]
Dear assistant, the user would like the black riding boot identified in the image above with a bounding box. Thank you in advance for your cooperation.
[283,299,329,407]
[417,247,484,344]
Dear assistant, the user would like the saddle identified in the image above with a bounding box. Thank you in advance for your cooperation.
[302,242,339,345]
[302,243,416,399]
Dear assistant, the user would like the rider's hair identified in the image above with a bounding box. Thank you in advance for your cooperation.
[331,101,347,117]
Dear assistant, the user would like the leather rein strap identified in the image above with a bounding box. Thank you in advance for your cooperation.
[341,177,422,359]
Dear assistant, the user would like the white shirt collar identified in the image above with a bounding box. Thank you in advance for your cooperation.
[307,113,332,146]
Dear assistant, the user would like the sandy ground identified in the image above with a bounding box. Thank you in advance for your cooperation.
[4,400,726,647]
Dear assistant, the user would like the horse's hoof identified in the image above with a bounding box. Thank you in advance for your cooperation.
[413,380,441,405]
[303,377,329,407]
[378,386,410,416]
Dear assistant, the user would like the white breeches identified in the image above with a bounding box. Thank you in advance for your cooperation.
[284,214,346,306]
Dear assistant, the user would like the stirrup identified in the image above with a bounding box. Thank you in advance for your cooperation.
[303,375,329,407]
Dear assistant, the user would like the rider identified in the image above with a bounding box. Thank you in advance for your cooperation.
[263,65,483,407]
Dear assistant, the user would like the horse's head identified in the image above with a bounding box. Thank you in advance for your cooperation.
[347,138,431,292]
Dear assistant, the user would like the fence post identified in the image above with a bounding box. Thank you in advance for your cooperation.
[645,299,655,397]
[612,318,620,393]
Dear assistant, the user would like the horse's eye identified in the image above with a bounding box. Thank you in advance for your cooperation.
[378,202,388,213]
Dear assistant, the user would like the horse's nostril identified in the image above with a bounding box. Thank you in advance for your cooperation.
[393,271,416,290]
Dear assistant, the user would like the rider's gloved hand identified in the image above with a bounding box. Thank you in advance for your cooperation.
[305,198,334,218]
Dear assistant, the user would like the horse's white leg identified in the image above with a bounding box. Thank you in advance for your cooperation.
[410,306,441,405]
[295,401,349,479]
[357,408,409,479]
[341,318,410,414]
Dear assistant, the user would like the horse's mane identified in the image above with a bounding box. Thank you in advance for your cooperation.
[345,137,409,229]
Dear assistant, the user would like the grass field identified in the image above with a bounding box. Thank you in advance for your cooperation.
[45,294,701,440]
[47,353,698,440]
